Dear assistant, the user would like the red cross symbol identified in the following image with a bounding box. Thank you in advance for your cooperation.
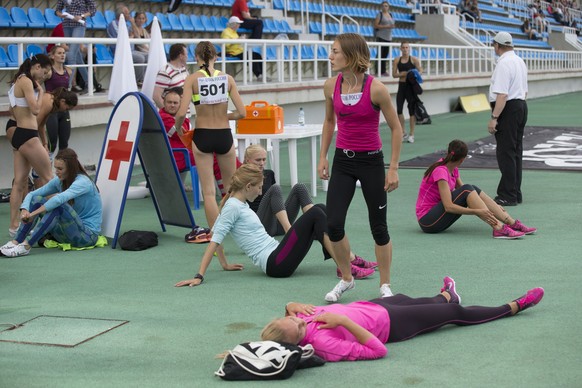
[105,121,134,181]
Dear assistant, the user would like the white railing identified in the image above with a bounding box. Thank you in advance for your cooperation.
[1,36,582,96]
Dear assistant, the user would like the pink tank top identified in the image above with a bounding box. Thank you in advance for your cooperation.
[333,74,382,151]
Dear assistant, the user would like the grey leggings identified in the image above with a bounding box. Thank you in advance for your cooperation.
[256,183,313,236]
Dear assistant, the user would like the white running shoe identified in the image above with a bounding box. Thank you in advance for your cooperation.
[408,136,415,143]
[1,241,16,251]
[380,283,394,298]
[325,279,355,303]
[402,133,409,142]
[1,243,30,257]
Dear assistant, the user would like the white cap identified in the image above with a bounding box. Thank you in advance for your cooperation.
[228,16,244,24]
[493,31,513,47]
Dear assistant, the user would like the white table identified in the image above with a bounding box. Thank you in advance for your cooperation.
[233,124,325,197]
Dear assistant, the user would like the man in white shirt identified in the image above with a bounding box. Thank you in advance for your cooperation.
[153,43,189,108]
[487,32,528,207]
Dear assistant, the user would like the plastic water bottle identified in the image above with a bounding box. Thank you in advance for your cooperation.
[298,107,305,126]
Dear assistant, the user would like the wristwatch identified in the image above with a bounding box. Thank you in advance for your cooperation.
[491,114,498,119]
[194,273,204,283]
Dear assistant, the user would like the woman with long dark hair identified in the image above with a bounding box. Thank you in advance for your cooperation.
[416,139,536,238]
[1,148,102,257]
[7,54,53,238]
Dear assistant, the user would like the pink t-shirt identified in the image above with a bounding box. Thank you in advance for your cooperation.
[416,164,459,219]
[298,301,389,362]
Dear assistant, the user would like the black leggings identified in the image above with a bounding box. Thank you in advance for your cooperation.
[396,82,416,116]
[326,148,389,246]
[370,294,512,343]
[418,184,481,233]
[265,204,331,277]
[257,183,313,236]
[46,110,71,153]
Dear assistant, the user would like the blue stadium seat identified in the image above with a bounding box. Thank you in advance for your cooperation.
[273,0,285,10]
[26,44,44,58]
[263,18,277,34]
[156,12,172,31]
[10,7,29,28]
[199,15,215,32]
[89,11,108,29]
[210,16,224,32]
[0,7,12,28]
[190,15,205,32]
[188,44,196,62]
[104,10,115,25]
[309,21,322,34]
[301,45,315,59]
[167,13,183,31]
[27,8,46,28]
[95,44,113,64]
[316,45,328,60]
[179,14,194,31]
[8,44,19,63]
[44,8,61,28]
[0,46,17,67]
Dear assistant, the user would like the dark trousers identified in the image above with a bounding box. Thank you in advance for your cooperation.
[234,51,263,77]
[46,110,71,153]
[371,294,512,343]
[493,99,528,203]
[376,37,391,74]
[241,18,263,39]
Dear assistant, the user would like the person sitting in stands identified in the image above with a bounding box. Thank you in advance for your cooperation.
[231,0,263,39]
[521,20,539,40]
[221,16,269,82]
[260,277,544,362]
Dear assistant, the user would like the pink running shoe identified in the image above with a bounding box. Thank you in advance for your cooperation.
[493,224,525,239]
[509,219,537,235]
[336,264,375,279]
[514,287,545,312]
[351,255,378,269]
[440,276,461,304]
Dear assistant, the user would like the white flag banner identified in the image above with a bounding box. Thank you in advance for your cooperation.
[108,14,138,104]
[141,16,167,101]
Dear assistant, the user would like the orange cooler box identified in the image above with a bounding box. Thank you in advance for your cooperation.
[237,101,284,134]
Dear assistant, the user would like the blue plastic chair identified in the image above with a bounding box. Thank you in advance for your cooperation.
[44,8,60,28]
[199,15,215,32]
[167,13,183,31]
[179,14,194,31]
[190,15,205,32]
[10,7,29,27]
[27,8,46,28]
[0,7,12,28]
[7,44,20,63]
[90,11,108,29]
[173,149,200,210]
[156,12,172,31]
[0,46,17,67]
[95,44,113,64]
[263,18,277,34]
[26,44,44,58]
[104,10,115,25]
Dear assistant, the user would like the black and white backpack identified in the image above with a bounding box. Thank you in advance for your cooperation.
[215,340,324,381]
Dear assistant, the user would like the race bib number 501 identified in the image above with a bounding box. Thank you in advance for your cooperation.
[198,75,228,105]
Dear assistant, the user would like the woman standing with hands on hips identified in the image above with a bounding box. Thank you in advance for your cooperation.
[318,33,403,302]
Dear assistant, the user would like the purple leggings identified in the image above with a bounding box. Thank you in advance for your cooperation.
[370,294,512,343]
[265,204,331,278]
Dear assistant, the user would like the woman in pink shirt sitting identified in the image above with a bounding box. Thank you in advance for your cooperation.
[415,139,536,239]
[261,277,544,361]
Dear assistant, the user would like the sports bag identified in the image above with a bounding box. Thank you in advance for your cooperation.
[414,99,432,125]
[118,230,158,251]
[215,341,325,381]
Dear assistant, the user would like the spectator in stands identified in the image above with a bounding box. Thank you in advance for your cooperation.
[7,55,54,238]
[45,46,74,159]
[374,1,395,77]
[318,33,403,301]
[106,5,147,86]
[488,32,528,207]
[521,19,539,40]
[416,139,536,238]
[153,43,188,109]
[549,1,569,25]
[421,0,441,14]
[260,279,544,362]
[392,42,423,143]
[55,0,96,94]
[221,17,269,82]
[130,12,150,57]
[457,0,480,22]
[174,42,246,251]
[469,0,482,22]
[1,148,102,258]
[529,1,547,33]
[231,0,264,39]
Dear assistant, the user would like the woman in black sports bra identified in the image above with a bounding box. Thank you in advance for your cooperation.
[174,41,246,263]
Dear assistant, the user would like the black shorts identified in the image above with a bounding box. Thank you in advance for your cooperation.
[11,127,39,150]
[192,128,233,155]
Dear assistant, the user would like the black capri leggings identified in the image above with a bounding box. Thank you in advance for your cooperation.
[265,204,331,278]
[326,148,389,246]
[396,82,416,116]
[370,294,512,343]
[46,110,71,153]
[418,184,481,233]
